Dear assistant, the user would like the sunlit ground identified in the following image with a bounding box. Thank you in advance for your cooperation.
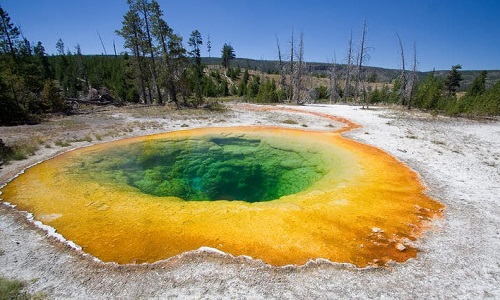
[1,121,443,267]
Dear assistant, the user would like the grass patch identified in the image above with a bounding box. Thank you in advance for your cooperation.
[65,134,93,147]
[127,121,164,131]
[203,101,227,112]
[96,129,120,139]
[0,137,43,163]
[0,276,29,300]
[54,140,71,147]
[69,135,93,143]
[0,276,47,300]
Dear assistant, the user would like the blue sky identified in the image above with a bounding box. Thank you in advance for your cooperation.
[2,0,499,71]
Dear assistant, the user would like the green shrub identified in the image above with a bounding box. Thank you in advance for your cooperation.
[55,140,71,147]
[0,276,29,300]
[0,138,41,163]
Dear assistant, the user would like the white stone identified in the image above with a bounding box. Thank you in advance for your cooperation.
[395,243,406,251]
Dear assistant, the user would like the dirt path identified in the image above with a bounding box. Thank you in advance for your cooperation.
[1,104,499,299]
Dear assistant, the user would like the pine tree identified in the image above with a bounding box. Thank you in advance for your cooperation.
[131,0,162,103]
[221,43,235,69]
[116,7,148,103]
[188,30,203,106]
[34,42,51,79]
[207,35,212,58]
[41,79,64,112]
[150,0,186,105]
[0,5,20,57]
[414,71,444,110]
[466,70,487,97]
[0,5,22,117]
[444,64,462,97]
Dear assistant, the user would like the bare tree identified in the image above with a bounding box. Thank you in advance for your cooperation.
[293,32,305,104]
[354,17,367,107]
[343,31,353,102]
[329,54,339,104]
[289,29,295,101]
[407,41,418,110]
[397,33,407,106]
[276,35,287,98]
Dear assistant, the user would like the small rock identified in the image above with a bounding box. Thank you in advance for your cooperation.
[372,227,384,233]
[395,243,406,251]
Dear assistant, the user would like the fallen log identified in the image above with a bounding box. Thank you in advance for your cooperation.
[64,98,111,106]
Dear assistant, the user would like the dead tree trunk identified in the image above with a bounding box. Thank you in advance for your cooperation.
[293,33,305,104]
[329,55,339,104]
[343,31,353,102]
[289,29,295,101]
[276,35,287,98]
[397,33,407,106]
[407,41,418,110]
[354,18,367,107]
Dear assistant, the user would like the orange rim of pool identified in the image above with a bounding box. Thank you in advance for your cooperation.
[1,117,444,267]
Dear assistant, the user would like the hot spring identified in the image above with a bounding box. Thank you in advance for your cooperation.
[0,126,443,267]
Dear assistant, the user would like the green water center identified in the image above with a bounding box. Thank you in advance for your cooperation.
[72,133,329,202]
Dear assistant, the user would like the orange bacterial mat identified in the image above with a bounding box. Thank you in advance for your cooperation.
[1,112,443,267]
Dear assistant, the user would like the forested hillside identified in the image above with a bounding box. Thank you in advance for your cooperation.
[1,2,500,127]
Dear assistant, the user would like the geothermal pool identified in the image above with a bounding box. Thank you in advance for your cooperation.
[0,125,443,267]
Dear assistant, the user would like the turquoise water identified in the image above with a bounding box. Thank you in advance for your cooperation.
[72,135,328,202]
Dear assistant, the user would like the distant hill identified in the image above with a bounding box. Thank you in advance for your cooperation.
[202,57,500,90]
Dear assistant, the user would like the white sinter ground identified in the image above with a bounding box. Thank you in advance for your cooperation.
[0,103,499,299]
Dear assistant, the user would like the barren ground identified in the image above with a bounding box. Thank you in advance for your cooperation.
[1,103,499,299]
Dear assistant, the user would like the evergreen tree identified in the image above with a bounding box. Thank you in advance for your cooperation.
[55,38,65,55]
[116,7,149,103]
[246,75,260,98]
[150,1,187,105]
[188,30,203,106]
[238,69,249,96]
[257,78,278,102]
[202,76,217,97]
[0,5,20,57]
[53,42,79,98]
[207,35,212,58]
[219,79,229,97]
[41,79,64,112]
[34,42,51,79]
[444,64,462,97]
[0,5,23,119]
[414,71,444,110]
[221,43,235,69]
[466,70,487,97]
[475,80,500,115]
[129,0,162,103]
